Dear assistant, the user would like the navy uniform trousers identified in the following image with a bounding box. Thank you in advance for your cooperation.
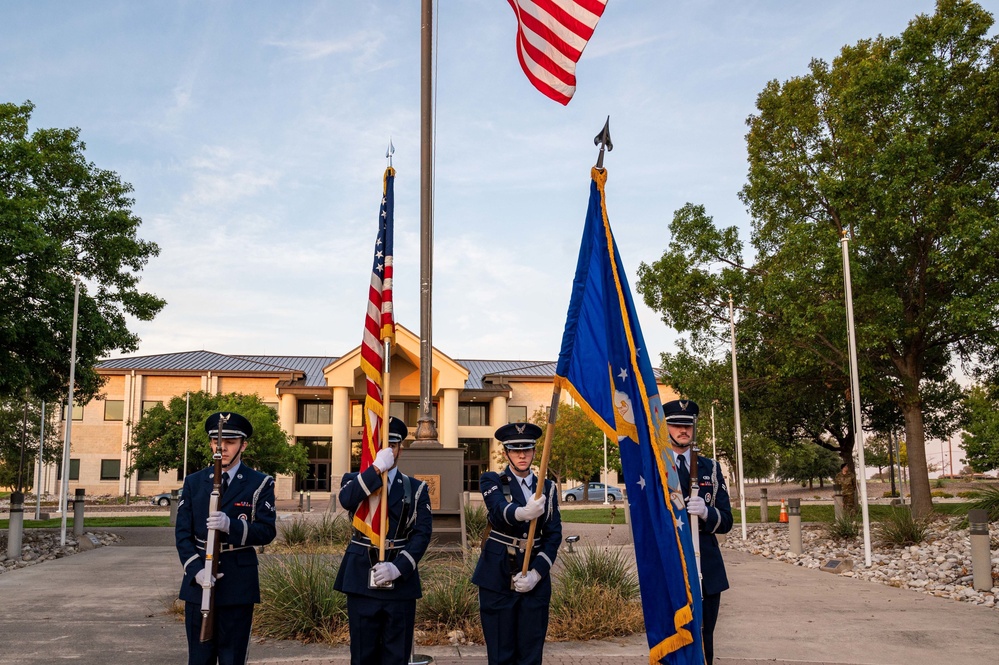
[472,467,562,665]
[175,464,277,665]
[678,454,733,665]
[334,466,433,665]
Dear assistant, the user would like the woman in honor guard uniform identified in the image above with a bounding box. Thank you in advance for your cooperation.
[175,411,277,665]
[664,399,733,665]
[472,422,562,665]
[334,416,433,665]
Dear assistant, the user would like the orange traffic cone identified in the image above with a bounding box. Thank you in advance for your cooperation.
[778,499,789,523]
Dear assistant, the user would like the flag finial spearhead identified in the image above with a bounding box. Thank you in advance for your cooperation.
[386,139,395,167]
[594,116,612,169]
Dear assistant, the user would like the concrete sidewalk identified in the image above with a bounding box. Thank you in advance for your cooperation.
[0,526,995,664]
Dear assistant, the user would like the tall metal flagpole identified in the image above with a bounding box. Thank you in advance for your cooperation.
[36,401,45,520]
[710,400,717,460]
[60,278,81,546]
[182,391,191,480]
[415,0,439,446]
[840,232,872,566]
[728,294,747,540]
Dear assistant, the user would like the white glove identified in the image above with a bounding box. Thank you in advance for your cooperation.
[686,495,709,519]
[195,568,223,587]
[373,447,395,473]
[513,569,541,593]
[206,511,230,533]
[515,495,546,521]
[371,562,402,585]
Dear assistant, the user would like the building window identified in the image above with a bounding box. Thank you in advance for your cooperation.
[390,401,437,428]
[56,459,80,481]
[508,405,528,422]
[461,438,491,492]
[62,404,84,421]
[298,400,332,424]
[263,402,279,412]
[100,459,122,481]
[458,403,489,426]
[351,402,363,427]
[104,400,125,421]
[137,468,159,481]
[141,400,160,416]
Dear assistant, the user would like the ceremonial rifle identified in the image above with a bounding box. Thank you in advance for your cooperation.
[689,414,703,588]
[199,413,228,642]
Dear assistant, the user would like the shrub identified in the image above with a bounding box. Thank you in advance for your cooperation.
[956,491,983,499]
[930,491,954,498]
[550,546,643,641]
[256,554,348,643]
[416,551,482,644]
[825,515,860,541]
[882,490,901,498]
[555,546,639,601]
[966,486,999,522]
[279,517,312,547]
[464,504,489,547]
[309,512,353,548]
[874,507,929,547]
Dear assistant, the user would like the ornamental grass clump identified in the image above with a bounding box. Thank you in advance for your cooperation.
[255,554,348,643]
[874,507,930,547]
[825,515,860,541]
[548,546,644,641]
[415,551,482,644]
[464,504,489,546]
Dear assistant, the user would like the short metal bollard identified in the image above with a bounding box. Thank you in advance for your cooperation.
[73,488,86,537]
[565,535,581,554]
[306,491,312,513]
[788,498,802,555]
[969,509,992,591]
[298,490,304,512]
[7,491,24,561]
[169,489,179,527]
[760,487,769,524]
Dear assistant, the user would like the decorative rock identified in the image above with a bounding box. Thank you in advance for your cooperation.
[0,530,121,577]
[722,517,999,610]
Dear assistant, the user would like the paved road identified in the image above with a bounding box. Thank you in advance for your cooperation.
[0,522,996,664]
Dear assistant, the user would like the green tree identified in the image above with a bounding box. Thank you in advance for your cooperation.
[0,396,61,491]
[638,1,999,518]
[528,404,621,491]
[960,385,999,473]
[127,392,307,479]
[1,101,164,404]
[775,443,841,489]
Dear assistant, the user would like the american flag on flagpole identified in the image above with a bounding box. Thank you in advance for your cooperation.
[352,166,396,545]
[507,0,608,105]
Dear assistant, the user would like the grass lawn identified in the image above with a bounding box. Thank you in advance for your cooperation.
[561,502,975,525]
[0,515,171,529]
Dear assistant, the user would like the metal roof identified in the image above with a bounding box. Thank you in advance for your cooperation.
[97,351,337,387]
[234,355,337,388]
[456,359,558,390]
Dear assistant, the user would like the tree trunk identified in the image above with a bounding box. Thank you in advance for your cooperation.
[902,401,933,518]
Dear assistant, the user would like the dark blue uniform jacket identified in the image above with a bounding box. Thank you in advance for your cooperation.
[472,466,562,593]
[678,454,733,596]
[175,464,277,605]
[334,465,433,600]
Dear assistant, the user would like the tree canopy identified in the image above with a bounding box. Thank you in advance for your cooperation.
[636,0,999,518]
[527,404,621,488]
[128,392,308,479]
[0,396,61,491]
[960,385,999,473]
[0,101,164,403]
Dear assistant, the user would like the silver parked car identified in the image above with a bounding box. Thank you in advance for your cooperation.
[150,489,182,506]
[562,482,623,502]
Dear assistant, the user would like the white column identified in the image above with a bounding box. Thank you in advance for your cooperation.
[332,387,351,476]
[441,388,460,448]
[490,395,508,471]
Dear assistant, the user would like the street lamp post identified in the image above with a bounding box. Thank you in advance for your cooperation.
[729,295,747,540]
[60,278,81,547]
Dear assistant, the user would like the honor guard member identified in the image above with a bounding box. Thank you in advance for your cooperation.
[472,422,562,665]
[665,399,733,665]
[175,411,277,665]
[334,416,433,665]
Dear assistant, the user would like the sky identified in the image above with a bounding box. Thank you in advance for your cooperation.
[3,0,994,369]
